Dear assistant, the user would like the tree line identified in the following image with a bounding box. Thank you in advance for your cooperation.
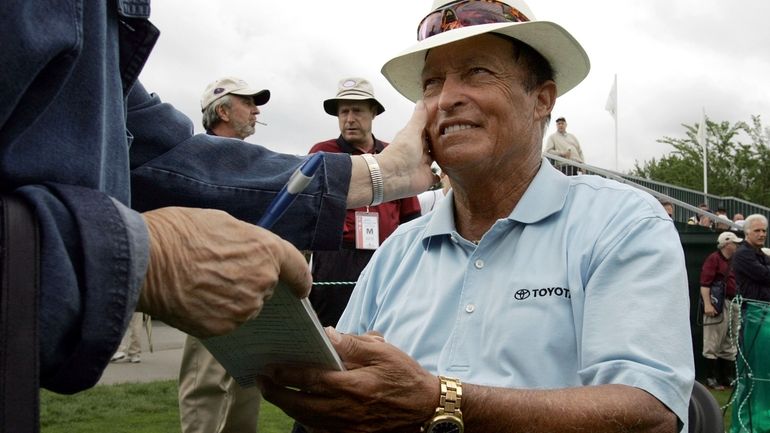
[632,115,770,207]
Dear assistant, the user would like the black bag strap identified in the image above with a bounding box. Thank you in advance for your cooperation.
[1,193,40,432]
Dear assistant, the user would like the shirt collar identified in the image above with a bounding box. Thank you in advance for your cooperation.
[422,159,570,247]
[335,135,385,154]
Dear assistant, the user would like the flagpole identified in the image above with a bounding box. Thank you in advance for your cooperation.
[614,74,619,171]
[698,108,708,205]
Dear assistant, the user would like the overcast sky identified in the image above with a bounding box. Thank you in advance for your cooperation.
[139,0,770,173]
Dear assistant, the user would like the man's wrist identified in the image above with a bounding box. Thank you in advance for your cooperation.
[361,153,384,206]
[422,376,464,432]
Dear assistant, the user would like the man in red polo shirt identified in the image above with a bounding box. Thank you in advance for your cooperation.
[307,77,421,327]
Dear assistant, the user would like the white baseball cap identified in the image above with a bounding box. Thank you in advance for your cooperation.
[717,231,743,248]
[200,77,270,111]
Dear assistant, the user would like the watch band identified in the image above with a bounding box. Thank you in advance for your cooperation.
[360,153,384,206]
[422,376,464,432]
[439,376,462,417]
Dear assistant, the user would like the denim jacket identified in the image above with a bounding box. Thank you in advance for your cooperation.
[0,0,349,393]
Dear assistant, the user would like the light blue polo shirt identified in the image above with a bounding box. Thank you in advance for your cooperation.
[337,160,694,428]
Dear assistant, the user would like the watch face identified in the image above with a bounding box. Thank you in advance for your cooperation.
[428,420,463,433]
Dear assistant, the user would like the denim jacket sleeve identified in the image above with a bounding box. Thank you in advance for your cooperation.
[1,1,152,394]
[127,82,350,249]
[0,0,349,396]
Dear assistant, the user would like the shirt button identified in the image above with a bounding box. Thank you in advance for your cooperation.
[474,259,484,269]
[451,236,459,244]
[465,304,475,313]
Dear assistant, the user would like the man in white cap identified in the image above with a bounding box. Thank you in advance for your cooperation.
[200,76,270,140]
[261,1,693,432]
[306,77,421,328]
[699,231,742,390]
[176,77,271,433]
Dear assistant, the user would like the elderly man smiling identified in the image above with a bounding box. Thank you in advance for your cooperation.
[259,1,694,432]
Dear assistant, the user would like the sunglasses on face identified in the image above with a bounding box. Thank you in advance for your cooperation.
[417,0,530,41]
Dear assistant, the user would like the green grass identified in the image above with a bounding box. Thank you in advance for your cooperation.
[40,380,739,432]
[40,380,294,433]
[713,387,736,432]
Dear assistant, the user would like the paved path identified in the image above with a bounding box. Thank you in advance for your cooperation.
[98,321,185,385]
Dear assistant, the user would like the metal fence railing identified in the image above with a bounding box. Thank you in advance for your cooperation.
[544,153,770,229]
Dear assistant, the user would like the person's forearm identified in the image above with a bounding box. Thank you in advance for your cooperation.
[346,101,434,208]
[346,154,422,208]
[346,155,376,208]
[700,286,712,306]
[462,383,677,433]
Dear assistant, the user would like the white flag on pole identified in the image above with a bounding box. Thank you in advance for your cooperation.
[697,108,707,150]
[699,108,708,197]
[605,75,617,119]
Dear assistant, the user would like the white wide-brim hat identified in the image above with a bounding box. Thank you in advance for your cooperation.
[324,77,385,116]
[381,0,590,102]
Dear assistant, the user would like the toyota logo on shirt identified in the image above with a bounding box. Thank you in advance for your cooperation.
[514,287,571,301]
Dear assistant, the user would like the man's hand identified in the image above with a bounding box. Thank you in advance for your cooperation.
[700,286,718,317]
[704,301,718,317]
[258,328,439,433]
[137,207,312,338]
[348,101,436,208]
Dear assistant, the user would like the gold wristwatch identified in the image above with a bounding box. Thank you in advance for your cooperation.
[423,376,464,433]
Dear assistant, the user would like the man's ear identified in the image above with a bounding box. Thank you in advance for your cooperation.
[535,80,557,122]
[216,104,230,122]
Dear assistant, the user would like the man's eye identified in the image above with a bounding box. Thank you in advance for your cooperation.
[423,78,440,89]
[422,78,442,95]
[469,67,490,75]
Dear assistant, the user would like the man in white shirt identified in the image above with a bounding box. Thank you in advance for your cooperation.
[544,117,584,174]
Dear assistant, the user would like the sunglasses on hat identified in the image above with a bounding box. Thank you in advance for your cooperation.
[417,0,530,41]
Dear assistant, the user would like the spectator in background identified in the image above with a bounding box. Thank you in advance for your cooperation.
[733,214,770,303]
[200,77,270,139]
[544,116,584,175]
[699,231,742,389]
[418,170,451,215]
[110,313,144,364]
[714,208,732,232]
[177,77,271,433]
[688,203,708,224]
[733,213,745,230]
[659,199,674,219]
[688,203,713,228]
[307,77,422,327]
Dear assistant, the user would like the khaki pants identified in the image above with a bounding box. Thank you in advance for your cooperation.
[117,313,143,356]
[702,300,740,360]
[178,335,261,433]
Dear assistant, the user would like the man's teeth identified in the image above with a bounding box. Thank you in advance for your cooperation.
[443,124,474,135]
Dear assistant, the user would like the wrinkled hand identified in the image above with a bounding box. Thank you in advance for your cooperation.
[259,328,438,433]
[378,101,437,200]
[137,207,312,338]
[704,302,718,317]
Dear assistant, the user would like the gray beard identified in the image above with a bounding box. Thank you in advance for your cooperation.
[233,121,256,140]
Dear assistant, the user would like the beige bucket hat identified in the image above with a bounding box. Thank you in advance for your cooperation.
[381,0,590,102]
[200,77,270,111]
[323,77,386,116]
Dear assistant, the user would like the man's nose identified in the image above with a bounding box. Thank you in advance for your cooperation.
[437,75,466,113]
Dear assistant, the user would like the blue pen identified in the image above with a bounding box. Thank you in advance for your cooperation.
[257,152,324,229]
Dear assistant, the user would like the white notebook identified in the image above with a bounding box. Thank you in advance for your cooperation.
[201,282,345,388]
